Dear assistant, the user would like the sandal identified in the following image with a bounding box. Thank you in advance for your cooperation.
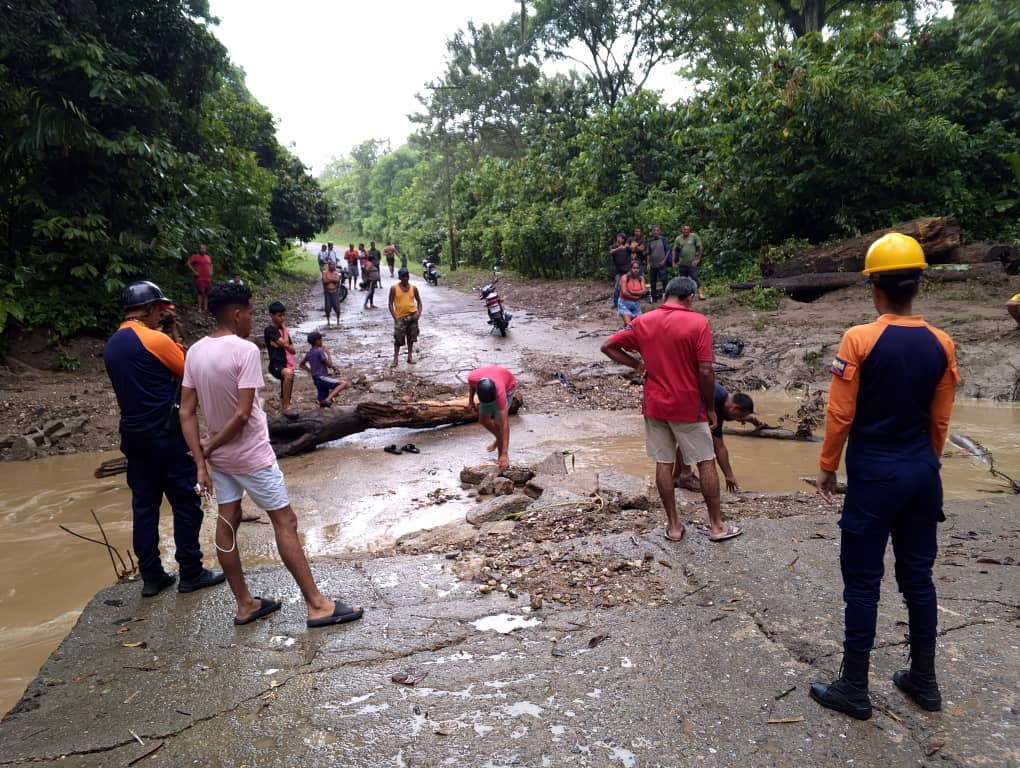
[663,527,686,542]
[401,443,420,454]
[384,445,403,455]
[675,475,701,492]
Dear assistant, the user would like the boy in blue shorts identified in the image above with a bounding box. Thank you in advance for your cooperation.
[300,331,348,407]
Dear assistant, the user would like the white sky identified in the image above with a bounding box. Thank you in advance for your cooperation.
[207,0,687,173]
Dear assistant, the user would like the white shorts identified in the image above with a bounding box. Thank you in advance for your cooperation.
[644,417,716,465]
[211,462,290,512]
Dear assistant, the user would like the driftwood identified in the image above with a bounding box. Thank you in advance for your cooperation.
[95,456,129,478]
[731,261,1006,301]
[760,216,961,278]
[723,426,820,442]
[268,395,522,457]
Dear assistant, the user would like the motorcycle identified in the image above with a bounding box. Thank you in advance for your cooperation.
[421,259,439,286]
[479,267,512,336]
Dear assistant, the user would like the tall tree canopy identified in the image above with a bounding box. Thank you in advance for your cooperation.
[0,0,332,337]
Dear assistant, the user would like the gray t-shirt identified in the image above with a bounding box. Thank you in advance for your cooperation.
[647,237,668,268]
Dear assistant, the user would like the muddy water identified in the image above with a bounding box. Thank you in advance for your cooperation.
[570,394,1020,499]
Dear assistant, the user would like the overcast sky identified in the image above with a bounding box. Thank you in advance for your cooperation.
[207,0,687,173]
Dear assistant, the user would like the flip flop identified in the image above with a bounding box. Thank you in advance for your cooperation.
[709,525,744,543]
[307,601,364,629]
[402,443,420,454]
[234,597,282,626]
[664,527,686,542]
[384,445,403,455]
[674,475,701,492]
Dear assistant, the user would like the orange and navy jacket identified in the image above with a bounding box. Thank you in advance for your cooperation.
[103,320,186,433]
[820,314,959,472]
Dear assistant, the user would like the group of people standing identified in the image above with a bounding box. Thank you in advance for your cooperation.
[101,228,959,725]
[604,232,958,723]
[611,224,705,326]
[104,280,363,629]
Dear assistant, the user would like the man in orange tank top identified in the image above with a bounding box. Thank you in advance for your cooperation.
[388,267,423,367]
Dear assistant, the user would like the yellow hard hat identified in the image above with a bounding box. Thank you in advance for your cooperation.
[863,232,928,275]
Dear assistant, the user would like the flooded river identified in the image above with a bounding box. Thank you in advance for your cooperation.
[2,395,1017,715]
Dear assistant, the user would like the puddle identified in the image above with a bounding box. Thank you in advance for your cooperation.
[569,395,1020,499]
[504,701,543,718]
[471,614,543,634]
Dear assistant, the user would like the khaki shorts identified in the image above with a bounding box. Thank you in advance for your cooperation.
[644,417,715,465]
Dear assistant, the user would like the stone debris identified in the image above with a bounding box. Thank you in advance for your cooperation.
[596,468,651,510]
[1,415,89,461]
[465,495,532,526]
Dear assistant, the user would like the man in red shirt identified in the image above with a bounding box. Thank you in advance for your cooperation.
[186,244,213,312]
[601,277,742,543]
[467,365,517,469]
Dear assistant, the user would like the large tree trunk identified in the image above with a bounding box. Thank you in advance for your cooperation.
[731,261,1006,301]
[268,396,522,457]
[761,217,961,278]
[940,242,1019,270]
[95,396,524,476]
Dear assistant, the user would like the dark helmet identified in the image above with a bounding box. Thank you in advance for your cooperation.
[476,377,497,404]
[121,280,172,309]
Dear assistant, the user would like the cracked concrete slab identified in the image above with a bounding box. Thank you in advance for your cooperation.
[1,498,1016,767]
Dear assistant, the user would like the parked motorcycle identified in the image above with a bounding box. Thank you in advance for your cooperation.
[422,259,439,286]
[479,267,512,336]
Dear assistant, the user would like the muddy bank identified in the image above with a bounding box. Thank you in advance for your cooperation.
[1,493,1016,767]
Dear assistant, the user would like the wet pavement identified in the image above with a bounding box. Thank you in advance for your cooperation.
[1,495,1016,767]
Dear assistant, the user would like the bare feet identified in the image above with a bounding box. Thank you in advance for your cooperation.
[497,454,510,469]
[486,441,498,453]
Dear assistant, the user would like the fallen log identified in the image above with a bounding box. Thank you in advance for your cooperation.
[93,396,524,475]
[95,456,128,479]
[941,242,1020,272]
[268,395,523,457]
[731,261,1006,301]
[761,216,960,278]
[723,426,820,442]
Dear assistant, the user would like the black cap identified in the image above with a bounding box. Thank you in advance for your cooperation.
[121,281,173,308]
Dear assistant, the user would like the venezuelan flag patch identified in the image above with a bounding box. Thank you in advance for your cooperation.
[830,357,848,377]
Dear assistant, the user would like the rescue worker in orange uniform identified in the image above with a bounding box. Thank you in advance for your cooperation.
[810,233,959,720]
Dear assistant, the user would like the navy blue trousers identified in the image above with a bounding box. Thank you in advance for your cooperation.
[839,445,942,653]
[120,427,205,582]
[648,266,670,301]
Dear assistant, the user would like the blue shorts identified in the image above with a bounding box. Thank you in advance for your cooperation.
[618,299,641,317]
[211,462,289,512]
[313,375,341,402]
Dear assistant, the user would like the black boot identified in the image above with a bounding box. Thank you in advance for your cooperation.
[893,643,941,711]
[810,650,873,720]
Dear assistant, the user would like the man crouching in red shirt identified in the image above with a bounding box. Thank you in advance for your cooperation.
[601,276,743,544]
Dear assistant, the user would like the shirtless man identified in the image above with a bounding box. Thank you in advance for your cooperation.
[322,261,342,326]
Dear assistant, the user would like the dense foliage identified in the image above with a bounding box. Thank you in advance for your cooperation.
[324,0,1019,281]
[0,0,333,337]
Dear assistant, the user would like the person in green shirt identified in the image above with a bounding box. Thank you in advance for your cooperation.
[673,224,705,300]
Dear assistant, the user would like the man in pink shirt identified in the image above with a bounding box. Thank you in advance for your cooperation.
[180,281,364,628]
[467,365,517,469]
[601,277,742,543]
